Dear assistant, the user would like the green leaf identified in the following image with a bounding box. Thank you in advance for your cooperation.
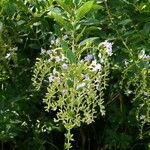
[143,22,150,36]
[73,0,81,6]
[67,79,74,88]
[61,40,76,63]
[48,11,72,30]
[118,19,132,26]
[79,37,99,46]
[75,27,86,43]
[76,1,94,20]
[3,2,17,17]
[92,4,103,10]
[55,0,72,14]
[64,0,74,7]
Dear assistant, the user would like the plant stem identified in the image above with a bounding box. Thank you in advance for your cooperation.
[1,141,3,150]
[67,129,71,150]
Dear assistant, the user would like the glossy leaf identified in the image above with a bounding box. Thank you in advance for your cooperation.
[76,1,94,20]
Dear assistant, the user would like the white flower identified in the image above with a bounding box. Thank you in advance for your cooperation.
[64,35,69,40]
[101,40,113,56]
[5,53,11,59]
[51,40,55,45]
[55,56,60,62]
[143,54,150,59]
[41,48,46,54]
[90,60,102,71]
[62,89,67,95]
[91,60,97,66]
[124,60,129,66]
[52,68,57,75]
[94,63,102,71]
[48,76,53,83]
[55,77,60,83]
[76,82,86,90]
[98,53,104,63]
[51,49,56,54]
[140,115,145,120]
[79,59,84,64]
[55,38,60,45]
[61,54,67,61]
[144,92,148,96]
[62,63,68,70]
[49,54,53,60]
[84,74,90,81]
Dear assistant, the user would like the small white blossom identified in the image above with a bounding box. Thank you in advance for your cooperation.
[61,54,67,61]
[91,60,97,66]
[51,49,56,54]
[55,77,60,83]
[144,92,148,96]
[90,60,102,71]
[62,63,68,70]
[51,40,55,45]
[55,38,60,45]
[98,53,104,63]
[76,82,86,90]
[140,115,145,120]
[62,89,67,95]
[48,76,53,83]
[84,74,90,81]
[95,63,101,71]
[41,48,46,54]
[55,56,60,62]
[124,60,129,66]
[49,54,53,61]
[64,35,69,40]
[138,50,145,59]
[52,68,57,75]
[5,53,11,59]
[80,59,84,64]
[94,79,100,90]
[143,54,150,59]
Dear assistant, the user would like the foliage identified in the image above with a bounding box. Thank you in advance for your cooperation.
[0,0,150,150]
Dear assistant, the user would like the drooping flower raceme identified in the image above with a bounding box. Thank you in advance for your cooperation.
[32,42,110,150]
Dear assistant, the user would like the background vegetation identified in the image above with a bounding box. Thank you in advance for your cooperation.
[0,0,150,150]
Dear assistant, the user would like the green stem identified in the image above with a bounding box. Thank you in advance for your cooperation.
[67,129,70,150]
[71,21,76,53]
[1,141,3,150]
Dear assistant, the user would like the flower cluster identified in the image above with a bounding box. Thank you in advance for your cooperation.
[45,50,106,99]
[138,50,150,59]
[143,54,150,59]
[101,40,113,56]
[89,60,102,71]
[45,49,69,85]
